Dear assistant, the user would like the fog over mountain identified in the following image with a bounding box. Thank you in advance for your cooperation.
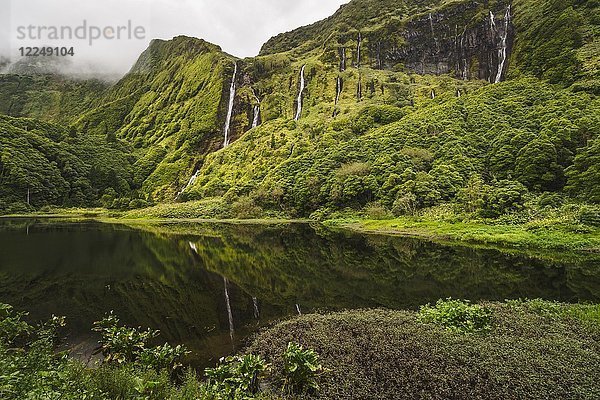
[0,0,349,77]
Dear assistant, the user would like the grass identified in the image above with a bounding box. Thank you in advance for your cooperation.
[247,301,600,400]
[325,217,600,252]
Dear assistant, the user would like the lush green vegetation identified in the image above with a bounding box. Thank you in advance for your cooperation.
[1,0,598,228]
[0,302,322,400]
[2,300,598,399]
[248,300,600,400]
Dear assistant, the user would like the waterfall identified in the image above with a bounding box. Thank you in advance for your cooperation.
[494,6,511,84]
[339,46,346,72]
[223,62,237,147]
[335,76,343,105]
[175,169,200,200]
[431,89,436,99]
[252,297,260,319]
[295,304,302,315]
[457,89,461,98]
[294,65,306,121]
[188,242,198,253]
[224,277,234,343]
[251,89,260,128]
[489,11,497,32]
[356,32,362,68]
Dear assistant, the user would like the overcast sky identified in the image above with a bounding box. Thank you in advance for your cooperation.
[1,0,348,76]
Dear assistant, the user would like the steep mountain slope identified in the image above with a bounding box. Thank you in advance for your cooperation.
[0,0,598,215]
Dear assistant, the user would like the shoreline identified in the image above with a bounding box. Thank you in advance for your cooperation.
[3,211,600,253]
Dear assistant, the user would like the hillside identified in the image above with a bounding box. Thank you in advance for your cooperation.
[0,0,598,218]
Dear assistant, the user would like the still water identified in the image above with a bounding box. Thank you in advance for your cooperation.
[0,218,599,367]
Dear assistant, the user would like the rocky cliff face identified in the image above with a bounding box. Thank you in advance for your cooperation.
[263,0,515,83]
[366,2,514,82]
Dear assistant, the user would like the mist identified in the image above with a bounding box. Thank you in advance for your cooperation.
[0,0,349,79]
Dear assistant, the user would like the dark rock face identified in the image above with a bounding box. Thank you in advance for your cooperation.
[359,2,515,82]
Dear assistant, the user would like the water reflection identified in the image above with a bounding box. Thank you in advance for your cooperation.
[0,218,599,368]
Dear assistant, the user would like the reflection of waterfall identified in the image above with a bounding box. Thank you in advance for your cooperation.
[494,6,511,84]
[251,89,260,128]
[224,278,234,343]
[294,65,306,121]
[252,297,260,319]
[335,77,343,105]
[175,170,200,200]
[223,62,237,147]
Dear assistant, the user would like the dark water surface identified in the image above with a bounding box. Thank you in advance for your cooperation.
[0,218,598,368]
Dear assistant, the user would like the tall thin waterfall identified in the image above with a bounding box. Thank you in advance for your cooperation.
[494,6,511,84]
[223,63,237,147]
[339,47,346,72]
[335,77,342,105]
[224,277,234,343]
[252,297,260,319]
[356,32,362,68]
[294,65,306,121]
[431,89,436,99]
[295,304,302,315]
[251,89,260,128]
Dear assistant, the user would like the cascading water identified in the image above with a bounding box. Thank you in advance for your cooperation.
[224,277,234,343]
[335,76,342,105]
[223,63,237,147]
[175,169,200,200]
[494,6,511,84]
[294,65,306,121]
[431,89,436,99]
[188,242,198,253]
[252,297,260,319]
[457,89,461,98]
[295,304,302,315]
[339,46,346,72]
[489,11,497,32]
[251,89,260,128]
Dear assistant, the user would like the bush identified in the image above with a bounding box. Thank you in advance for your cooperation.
[417,299,494,333]
[282,342,323,394]
[93,312,188,372]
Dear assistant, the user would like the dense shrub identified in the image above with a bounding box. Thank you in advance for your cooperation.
[418,299,494,333]
[247,304,600,400]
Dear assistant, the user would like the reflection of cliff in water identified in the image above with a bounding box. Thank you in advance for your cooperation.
[0,219,599,368]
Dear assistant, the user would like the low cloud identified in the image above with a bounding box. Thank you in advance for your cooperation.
[1,0,348,77]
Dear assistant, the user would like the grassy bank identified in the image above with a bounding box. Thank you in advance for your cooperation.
[324,217,600,252]
[2,300,599,399]
[4,200,600,253]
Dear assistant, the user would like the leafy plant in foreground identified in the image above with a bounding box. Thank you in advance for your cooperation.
[93,312,188,372]
[282,342,323,394]
[204,354,269,398]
